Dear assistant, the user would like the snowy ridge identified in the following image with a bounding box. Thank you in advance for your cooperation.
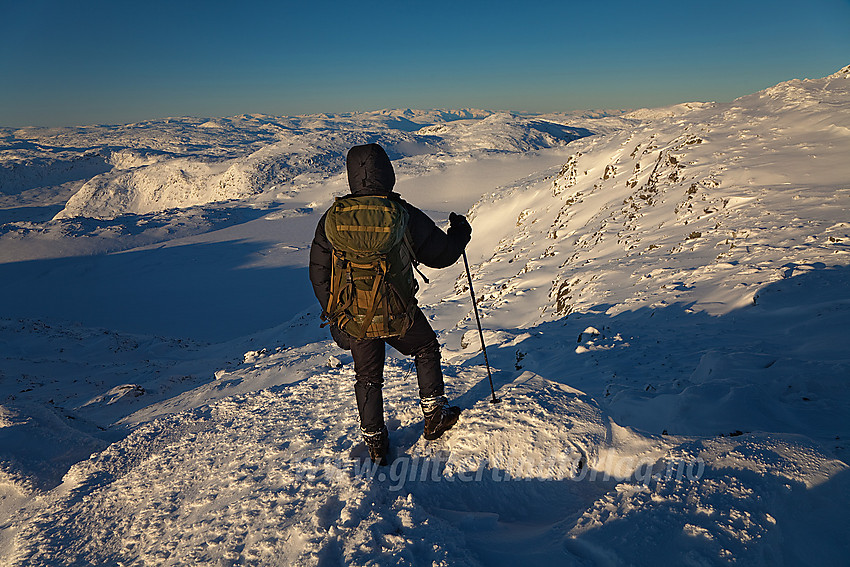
[0,110,600,261]
[54,113,588,219]
[2,110,595,220]
[460,65,850,322]
[420,64,850,452]
[2,66,850,565]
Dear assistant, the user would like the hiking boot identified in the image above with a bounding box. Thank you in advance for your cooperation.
[362,425,389,466]
[421,395,461,441]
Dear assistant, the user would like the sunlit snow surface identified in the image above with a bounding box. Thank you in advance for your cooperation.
[1,69,849,565]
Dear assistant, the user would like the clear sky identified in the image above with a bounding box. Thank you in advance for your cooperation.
[1,0,848,127]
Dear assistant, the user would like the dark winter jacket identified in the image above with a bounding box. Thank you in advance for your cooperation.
[309,143,470,314]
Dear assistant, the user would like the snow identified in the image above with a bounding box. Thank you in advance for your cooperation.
[1,66,849,565]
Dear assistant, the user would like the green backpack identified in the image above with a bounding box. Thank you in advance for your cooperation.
[322,195,419,339]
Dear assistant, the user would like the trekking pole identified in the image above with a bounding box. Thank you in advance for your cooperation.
[462,251,501,404]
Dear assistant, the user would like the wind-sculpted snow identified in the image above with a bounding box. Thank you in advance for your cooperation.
[7,349,847,565]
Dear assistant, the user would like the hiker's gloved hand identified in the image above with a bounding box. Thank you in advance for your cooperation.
[330,324,352,351]
[448,212,472,246]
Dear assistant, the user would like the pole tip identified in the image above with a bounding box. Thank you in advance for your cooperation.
[490,397,501,404]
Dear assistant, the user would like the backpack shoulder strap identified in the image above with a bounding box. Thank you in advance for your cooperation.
[402,229,429,284]
[321,249,352,327]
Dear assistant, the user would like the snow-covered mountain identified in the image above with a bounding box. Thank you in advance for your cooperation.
[469,65,850,321]
[2,109,597,221]
[1,67,849,565]
[433,62,850,453]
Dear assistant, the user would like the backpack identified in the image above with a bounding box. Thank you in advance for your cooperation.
[322,195,419,339]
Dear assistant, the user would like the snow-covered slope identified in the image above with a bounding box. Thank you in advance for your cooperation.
[1,67,849,565]
[463,64,850,323]
[422,62,850,451]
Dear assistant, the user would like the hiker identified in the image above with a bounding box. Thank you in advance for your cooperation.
[309,143,472,464]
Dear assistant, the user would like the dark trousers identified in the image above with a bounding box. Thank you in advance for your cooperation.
[350,309,445,432]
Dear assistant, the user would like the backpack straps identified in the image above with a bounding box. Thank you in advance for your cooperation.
[351,257,387,340]
[404,230,429,284]
[322,249,354,328]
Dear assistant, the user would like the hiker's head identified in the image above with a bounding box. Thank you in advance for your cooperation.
[347,143,395,195]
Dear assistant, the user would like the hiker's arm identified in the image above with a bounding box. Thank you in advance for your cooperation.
[408,207,471,269]
[309,213,332,311]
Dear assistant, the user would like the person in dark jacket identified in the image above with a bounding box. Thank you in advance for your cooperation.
[309,143,472,463]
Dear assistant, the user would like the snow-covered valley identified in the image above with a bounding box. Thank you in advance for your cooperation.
[1,68,849,565]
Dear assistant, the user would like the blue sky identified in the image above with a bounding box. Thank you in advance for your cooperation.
[1,0,848,127]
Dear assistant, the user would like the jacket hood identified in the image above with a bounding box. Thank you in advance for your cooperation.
[346,143,395,195]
